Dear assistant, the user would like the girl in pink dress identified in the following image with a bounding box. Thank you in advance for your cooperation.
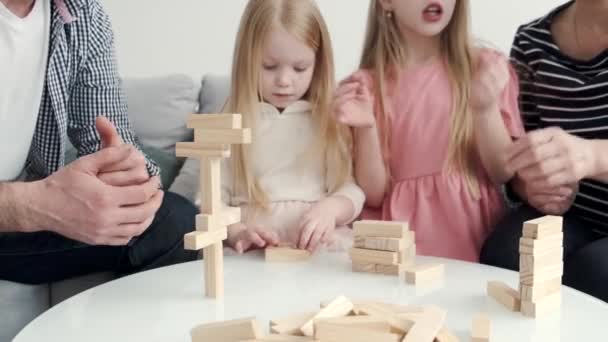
[333,0,524,261]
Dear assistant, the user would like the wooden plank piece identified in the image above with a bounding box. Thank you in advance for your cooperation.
[350,248,399,266]
[487,281,520,312]
[200,158,221,215]
[314,324,401,342]
[204,243,224,298]
[184,228,227,250]
[187,113,242,129]
[401,306,446,342]
[299,296,354,336]
[521,292,562,318]
[519,278,561,302]
[314,315,391,333]
[522,216,563,239]
[176,142,230,159]
[265,247,311,262]
[404,264,444,285]
[194,128,252,145]
[353,220,409,238]
[472,313,491,342]
[190,317,259,342]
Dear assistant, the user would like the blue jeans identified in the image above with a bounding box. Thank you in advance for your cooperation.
[480,205,608,302]
[0,192,198,284]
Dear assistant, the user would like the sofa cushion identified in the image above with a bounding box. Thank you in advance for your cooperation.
[0,281,49,341]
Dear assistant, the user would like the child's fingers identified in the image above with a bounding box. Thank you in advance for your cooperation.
[307,226,326,252]
[235,240,245,254]
[298,220,316,250]
[257,230,279,246]
[248,231,267,248]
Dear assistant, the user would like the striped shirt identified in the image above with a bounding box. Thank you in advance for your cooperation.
[510,1,608,229]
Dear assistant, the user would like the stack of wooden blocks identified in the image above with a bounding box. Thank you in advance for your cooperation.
[519,216,564,318]
[176,114,251,298]
[349,220,415,276]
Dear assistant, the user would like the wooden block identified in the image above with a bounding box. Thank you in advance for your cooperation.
[401,244,416,267]
[350,248,399,266]
[519,248,564,275]
[190,317,259,342]
[184,228,227,250]
[187,114,242,129]
[519,262,563,286]
[194,128,252,145]
[196,214,219,232]
[472,313,491,342]
[404,263,444,285]
[486,281,520,312]
[522,216,563,239]
[521,292,562,318]
[402,306,447,342]
[376,264,405,276]
[200,158,221,215]
[265,247,311,262]
[204,243,223,298]
[520,278,561,302]
[353,220,409,238]
[354,236,406,252]
[519,233,563,255]
[352,261,376,273]
[270,312,316,328]
[314,324,401,342]
[247,335,314,341]
[300,296,354,336]
[176,142,230,159]
[435,328,460,342]
[314,315,391,333]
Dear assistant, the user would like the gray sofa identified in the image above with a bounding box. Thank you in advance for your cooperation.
[0,74,230,341]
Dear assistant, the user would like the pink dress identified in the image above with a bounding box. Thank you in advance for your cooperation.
[357,50,524,262]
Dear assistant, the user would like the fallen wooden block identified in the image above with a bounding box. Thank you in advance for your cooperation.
[404,263,444,285]
[314,324,401,342]
[265,246,311,262]
[402,306,447,342]
[350,248,399,265]
[519,278,561,302]
[270,311,316,329]
[471,313,491,342]
[190,317,260,342]
[184,228,227,250]
[521,292,562,318]
[522,216,563,239]
[187,114,242,129]
[353,220,409,238]
[299,295,354,336]
[487,281,520,312]
[314,315,391,333]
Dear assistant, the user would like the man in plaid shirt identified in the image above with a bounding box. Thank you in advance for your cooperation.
[0,0,197,284]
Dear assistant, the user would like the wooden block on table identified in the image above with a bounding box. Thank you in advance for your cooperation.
[376,263,405,276]
[190,317,259,342]
[353,220,409,238]
[176,142,230,159]
[204,243,224,298]
[350,248,399,265]
[184,228,227,250]
[404,263,444,285]
[315,315,391,333]
[245,335,314,341]
[194,128,252,145]
[520,278,561,302]
[200,158,222,215]
[519,248,564,275]
[270,312,317,328]
[519,263,564,286]
[354,236,405,252]
[187,114,242,129]
[402,306,447,342]
[522,216,563,239]
[521,292,562,318]
[486,281,520,312]
[519,233,563,255]
[265,247,311,262]
[300,295,354,336]
[314,324,401,342]
[401,244,416,267]
[471,313,491,342]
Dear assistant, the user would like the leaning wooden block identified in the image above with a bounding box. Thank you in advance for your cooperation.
[404,263,444,285]
[522,216,563,239]
[519,248,564,275]
[521,292,562,318]
[486,281,520,312]
[520,278,561,302]
[519,263,564,286]
[354,236,405,252]
[176,142,230,159]
[184,228,227,250]
[402,306,447,342]
[187,114,242,129]
[314,324,401,342]
[190,317,260,342]
[350,248,399,265]
[314,315,391,333]
[265,247,311,262]
[519,233,563,255]
[471,313,491,342]
[194,128,252,145]
[300,296,354,336]
[353,220,409,238]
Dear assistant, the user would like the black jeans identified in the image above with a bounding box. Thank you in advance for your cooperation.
[480,205,608,302]
[0,192,198,284]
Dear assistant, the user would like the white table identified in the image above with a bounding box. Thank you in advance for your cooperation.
[14,252,608,342]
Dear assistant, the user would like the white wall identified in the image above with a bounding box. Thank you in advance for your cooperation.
[102,0,564,79]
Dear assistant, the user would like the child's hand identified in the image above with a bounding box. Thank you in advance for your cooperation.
[471,53,509,114]
[226,223,279,254]
[333,75,375,128]
[297,202,337,252]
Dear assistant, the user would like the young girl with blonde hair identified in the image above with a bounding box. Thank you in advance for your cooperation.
[334,0,524,261]
[222,0,364,254]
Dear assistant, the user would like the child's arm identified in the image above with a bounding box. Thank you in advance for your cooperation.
[334,75,388,207]
[471,52,519,184]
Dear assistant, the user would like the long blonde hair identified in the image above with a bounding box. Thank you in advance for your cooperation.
[226,0,353,207]
[361,0,478,197]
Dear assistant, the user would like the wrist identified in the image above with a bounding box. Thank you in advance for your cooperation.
[0,181,42,232]
[588,139,606,178]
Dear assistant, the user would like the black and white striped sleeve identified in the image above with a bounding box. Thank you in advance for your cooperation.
[510,28,541,132]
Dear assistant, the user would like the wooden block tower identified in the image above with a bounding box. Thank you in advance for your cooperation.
[176,114,251,298]
[349,220,415,276]
[519,215,564,318]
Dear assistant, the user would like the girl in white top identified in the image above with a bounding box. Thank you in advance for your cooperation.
[222,0,364,254]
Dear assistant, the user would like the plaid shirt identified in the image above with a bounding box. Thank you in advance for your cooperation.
[25,0,158,180]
